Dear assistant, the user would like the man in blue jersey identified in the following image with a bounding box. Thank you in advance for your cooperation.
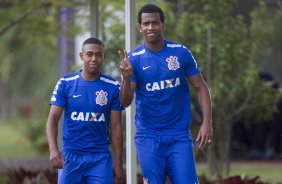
[46,38,124,184]
[119,4,213,184]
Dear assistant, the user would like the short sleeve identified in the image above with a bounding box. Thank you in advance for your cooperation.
[111,85,125,111]
[50,78,67,108]
[183,48,200,77]
[129,56,137,83]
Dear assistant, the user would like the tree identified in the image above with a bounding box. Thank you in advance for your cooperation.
[251,1,282,85]
[0,0,81,153]
[163,0,281,178]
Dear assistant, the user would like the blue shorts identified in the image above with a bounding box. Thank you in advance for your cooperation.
[58,151,113,184]
[135,133,199,184]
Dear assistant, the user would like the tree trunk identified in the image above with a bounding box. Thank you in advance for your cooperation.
[207,143,220,180]
[205,26,221,179]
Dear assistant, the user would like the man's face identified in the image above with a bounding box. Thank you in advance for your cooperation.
[138,12,164,44]
[79,43,105,75]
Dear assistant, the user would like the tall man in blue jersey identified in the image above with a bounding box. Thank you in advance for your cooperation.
[119,4,213,184]
[46,38,124,184]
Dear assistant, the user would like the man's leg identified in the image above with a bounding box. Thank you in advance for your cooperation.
[167,134,199,184]
[58,151,85,184]
[135,134,166,184]
[84,153,114,184]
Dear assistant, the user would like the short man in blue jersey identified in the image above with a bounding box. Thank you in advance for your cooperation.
[119,4,213,184]
[46,38,124,184]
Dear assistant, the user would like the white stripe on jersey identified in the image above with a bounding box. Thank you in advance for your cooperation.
[187,49,198,69]
[100,77,119,86]
[62,75,79,81]
[132,49,145,56]
[167,44,182,48]
[167,43,198,69]
[51,75,79,99]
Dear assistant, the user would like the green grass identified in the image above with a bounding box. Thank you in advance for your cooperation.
[0,173,5,184]
[0,118,47,183]
[197,162,282,183]
[0,121,38,158]
[230,166,281,183]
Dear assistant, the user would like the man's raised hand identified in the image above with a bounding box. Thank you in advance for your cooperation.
[118,50,132,79]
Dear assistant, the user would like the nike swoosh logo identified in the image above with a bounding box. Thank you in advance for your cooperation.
[142,66,151,70]
[73,95,82,98]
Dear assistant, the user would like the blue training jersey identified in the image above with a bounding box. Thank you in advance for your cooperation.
[129,40,200,135]
[50,71,124,154]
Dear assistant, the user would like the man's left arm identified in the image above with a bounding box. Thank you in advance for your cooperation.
[110,110,123,183]
[188,74,213,149]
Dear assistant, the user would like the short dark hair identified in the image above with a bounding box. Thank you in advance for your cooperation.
[82,37,104,47]
[138,4,165,24]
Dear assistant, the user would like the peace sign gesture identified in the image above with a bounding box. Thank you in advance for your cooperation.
[118,50,132,79]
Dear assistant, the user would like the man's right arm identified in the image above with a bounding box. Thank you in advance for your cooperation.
[120,78,136,107]
[119,50,136,107]
[46,105,64,168]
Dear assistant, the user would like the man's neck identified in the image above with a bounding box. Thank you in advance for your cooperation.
[145,39,164,52]
[81,70,100,81]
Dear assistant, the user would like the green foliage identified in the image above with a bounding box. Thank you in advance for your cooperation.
[161,0,282,178]
[0,119,39,158]
[0,0,82,156]
[0,0,60,104]
[251,1,282,83]
[21,112,50,154]
[1,0,281,180]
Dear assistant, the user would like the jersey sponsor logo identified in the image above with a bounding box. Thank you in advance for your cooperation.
[71,111,105,122]
[73,94,82,98]
[166,56,180,70]
[146,77,180,92]
[96,90,108,106]
[142,66,151,70]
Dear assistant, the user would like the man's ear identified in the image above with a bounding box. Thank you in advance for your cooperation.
[103,53,106,61]
[138,23,142,33]
[79,52,83,61]
[162,22,165,30]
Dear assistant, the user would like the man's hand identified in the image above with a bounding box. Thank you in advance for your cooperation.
[49,149,64,169]
[118,50,132,79]
[196,120,213,149]
[113,163,123,184]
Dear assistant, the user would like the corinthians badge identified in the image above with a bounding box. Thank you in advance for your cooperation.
[166,56,180,70]
[95,90,108,106]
